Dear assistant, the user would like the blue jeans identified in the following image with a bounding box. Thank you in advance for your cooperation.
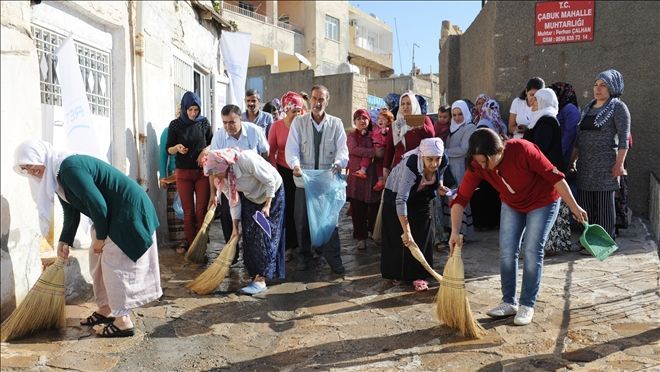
[499,200,560,307]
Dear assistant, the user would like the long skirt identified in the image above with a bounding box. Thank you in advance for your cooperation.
[166,183,185,244]
[442,198,474,236]
[240,186,286,280]
[577,190,616,238]
[544,200,572,253]
[277,164,298,250]
[90,232,162,313]
[381,198,433,282]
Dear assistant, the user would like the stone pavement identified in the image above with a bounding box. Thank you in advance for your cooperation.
[1,208,659,371]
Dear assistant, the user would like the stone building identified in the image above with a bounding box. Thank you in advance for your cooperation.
[438,1,660,221]
[1,0,233,319]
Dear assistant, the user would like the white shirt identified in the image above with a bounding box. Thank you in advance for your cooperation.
[510,97,533,139]
[211,121,269,154]
[284,112,349,169]
[220,150,283,219]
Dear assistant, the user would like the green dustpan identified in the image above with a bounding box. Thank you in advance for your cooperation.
[579,221,618,261]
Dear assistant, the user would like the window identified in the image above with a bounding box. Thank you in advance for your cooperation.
[325,15,339,41]
[172,55,210,118]
[32,24,112,117]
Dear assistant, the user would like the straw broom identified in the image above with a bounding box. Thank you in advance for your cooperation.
[186,235,239,294]
[185,204,217,263]
[372,195,384,242]
[1,257,66,341]
[403,234,484,339]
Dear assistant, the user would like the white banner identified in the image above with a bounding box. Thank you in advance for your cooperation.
[220,31,251,111]
[55,36,103,160]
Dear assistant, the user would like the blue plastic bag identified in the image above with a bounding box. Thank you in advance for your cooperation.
[172,192,184,220]
[302,169,347,247]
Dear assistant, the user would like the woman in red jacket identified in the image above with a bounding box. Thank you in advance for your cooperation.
[449,128,587,326]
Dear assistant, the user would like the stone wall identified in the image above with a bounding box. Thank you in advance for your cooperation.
[439,1,660,218]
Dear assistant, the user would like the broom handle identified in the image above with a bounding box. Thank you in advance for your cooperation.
[402,235,443,282]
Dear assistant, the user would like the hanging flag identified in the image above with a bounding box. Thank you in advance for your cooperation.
[220,32,251,111]
[55,36,103,160]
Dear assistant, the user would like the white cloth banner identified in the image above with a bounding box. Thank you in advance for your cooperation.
[220,32,251,111]
[56,36,103,160]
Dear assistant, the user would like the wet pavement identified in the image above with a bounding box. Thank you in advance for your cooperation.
[1,207,659,371]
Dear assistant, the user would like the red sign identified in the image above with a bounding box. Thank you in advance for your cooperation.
[535,1,595,45]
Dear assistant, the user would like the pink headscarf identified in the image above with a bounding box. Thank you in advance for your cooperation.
[204,148,240,207]
[281,91,304,113]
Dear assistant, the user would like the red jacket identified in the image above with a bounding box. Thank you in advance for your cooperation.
[452,140,565,212]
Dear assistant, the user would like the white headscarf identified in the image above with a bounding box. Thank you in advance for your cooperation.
[392,91,422,147]
[528,88,559,129]
[14,139,71,236]
[450,100,472,134]
[401,137,445,174]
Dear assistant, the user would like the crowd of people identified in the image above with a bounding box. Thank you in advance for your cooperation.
[13,68,631,337]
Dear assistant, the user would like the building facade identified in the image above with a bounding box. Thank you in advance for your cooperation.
[1,0,233,319]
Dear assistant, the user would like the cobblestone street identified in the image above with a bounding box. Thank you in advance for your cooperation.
[2,209,659,371]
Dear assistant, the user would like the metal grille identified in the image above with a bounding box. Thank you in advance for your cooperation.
[172,55,193,114]
[32,24,112,117]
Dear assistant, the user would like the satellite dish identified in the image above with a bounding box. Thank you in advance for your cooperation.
[294,52,312,70]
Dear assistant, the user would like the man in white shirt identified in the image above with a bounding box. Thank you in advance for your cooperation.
[209,104,269,251]
[285,85,349,274]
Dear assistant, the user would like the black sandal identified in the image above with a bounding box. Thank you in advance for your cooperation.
[80,311,116,326]
[98,323,135,338]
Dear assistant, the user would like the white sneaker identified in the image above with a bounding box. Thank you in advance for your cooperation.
[487,302,518,317]
[514,305,535,326]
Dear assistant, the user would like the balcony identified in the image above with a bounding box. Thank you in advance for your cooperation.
[348,26,393,73]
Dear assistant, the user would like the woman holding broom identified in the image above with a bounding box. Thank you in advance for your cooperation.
[14,139,162,338]
[380,137,449,292]
[449,128,587,326]
[205,147,285,295]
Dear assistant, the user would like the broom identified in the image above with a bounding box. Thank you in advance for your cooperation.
[372,195,384,242]
[1,257,66,341]
[186,235,239,294]
[185,204,217,263]
[403,234,484,339]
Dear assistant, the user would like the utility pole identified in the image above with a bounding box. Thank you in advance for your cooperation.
[412,43,420,76]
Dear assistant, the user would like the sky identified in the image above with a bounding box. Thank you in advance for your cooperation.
[350,1,483,76]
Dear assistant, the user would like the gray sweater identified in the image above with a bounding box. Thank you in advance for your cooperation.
[576,100,630,191]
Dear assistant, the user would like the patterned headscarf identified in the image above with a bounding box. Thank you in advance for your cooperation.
[384,93,400,112]
[204,148,240,208]
[580,69,625,128]
[281,91,304,113]
[473,93,491,122]
[416,95,428,115]
[14,139,71,236]
[549,82,578,110]
[479,99,508,137]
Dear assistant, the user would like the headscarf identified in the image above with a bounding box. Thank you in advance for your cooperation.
[478,99,508,138]
[179,91,206,125]
[401,137,445,174]
[580,69,625,128]
[384,93,400,112]
[450,100,472,134]
[203,148,240,208]
[473,93,491,121]
[416,95,428,115]
[14,139,71,236]
[281,91,303,113]
[392,91,422,147]
[529,88,559,129]
[352,108,372,132]
[549,82,578,110]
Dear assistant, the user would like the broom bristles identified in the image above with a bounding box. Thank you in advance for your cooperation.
[185,205,217,263]
[436,235,485,338]
[1,257,66,342]
[372,197,384,242]
[186,236,238,294]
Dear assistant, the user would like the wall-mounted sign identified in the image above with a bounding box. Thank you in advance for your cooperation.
[535,1,595,45]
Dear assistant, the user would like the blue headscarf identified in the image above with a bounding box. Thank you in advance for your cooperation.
[416,95,428,115]
[180,91,206,125]
[384,93,400,111]
[580,69,624,128]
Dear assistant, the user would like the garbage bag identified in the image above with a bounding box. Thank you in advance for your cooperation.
[302,169,347,247]
[173,192,184,220]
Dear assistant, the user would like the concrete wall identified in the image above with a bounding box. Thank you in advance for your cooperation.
[0,1,46,320]
[439,0,660,218]
[310,1,349,76]
[368,75,439,113]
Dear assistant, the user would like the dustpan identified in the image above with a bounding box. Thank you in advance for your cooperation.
[579,221,618,261]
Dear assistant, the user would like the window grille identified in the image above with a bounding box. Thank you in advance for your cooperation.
[172,55,193,114]
[31,24,112,117]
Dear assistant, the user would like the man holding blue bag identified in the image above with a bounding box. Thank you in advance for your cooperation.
[285,85,349,274]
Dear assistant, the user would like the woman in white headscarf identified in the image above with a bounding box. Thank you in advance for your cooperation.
[14,139,162,338]
[383,91,435,179]
[442,100,476,236]
[524,88,571,255]
[380,138,449,292]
